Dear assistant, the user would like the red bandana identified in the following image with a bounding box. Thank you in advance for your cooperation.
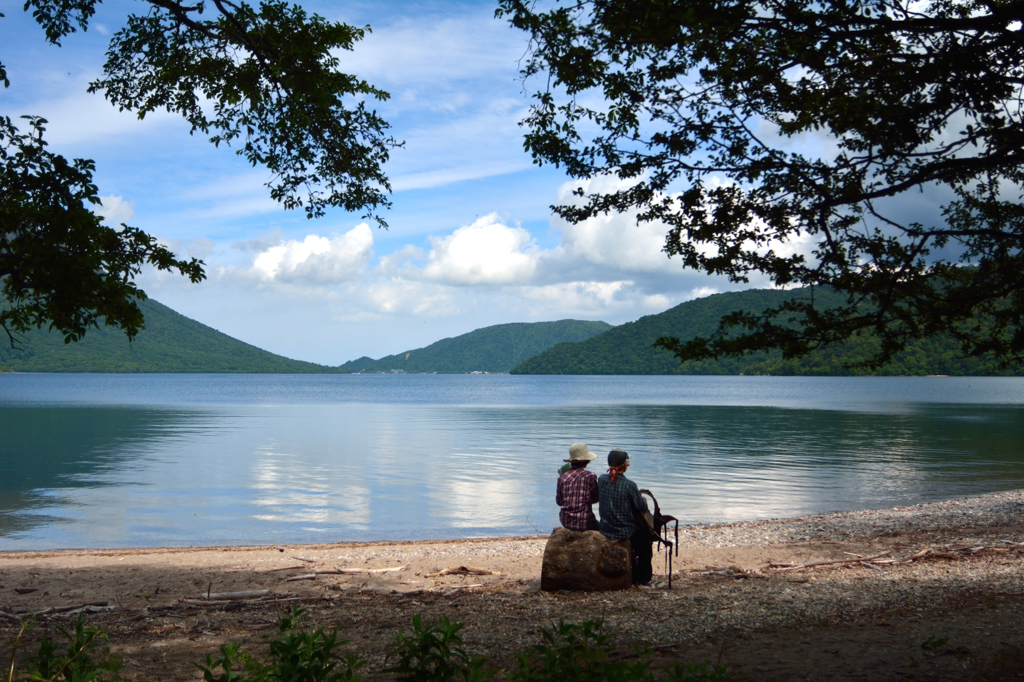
[607,465,627,483]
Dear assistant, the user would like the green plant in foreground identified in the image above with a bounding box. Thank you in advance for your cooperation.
[10,611,730,682]
[512,620,729,682]
[512,619,650,682]
[195,606,363,682]
[384,614,493,682]
[10,615,124,682]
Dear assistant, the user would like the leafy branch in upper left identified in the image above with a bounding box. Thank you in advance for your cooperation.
[1,0,399,347]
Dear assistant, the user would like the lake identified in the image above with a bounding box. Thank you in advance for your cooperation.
[1,374,1023,550]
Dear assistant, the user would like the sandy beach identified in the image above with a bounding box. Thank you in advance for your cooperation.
[2,490,1022,680]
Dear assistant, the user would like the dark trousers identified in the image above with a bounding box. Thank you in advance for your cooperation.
[629,529,654,585]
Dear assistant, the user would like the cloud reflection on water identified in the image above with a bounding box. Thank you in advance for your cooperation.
[1,377,1023,549]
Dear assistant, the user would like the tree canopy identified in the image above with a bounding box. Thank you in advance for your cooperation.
[498,0,1024,369]
[2,0,397,344]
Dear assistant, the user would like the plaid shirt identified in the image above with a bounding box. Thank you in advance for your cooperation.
[597,472,649,540]
[556,467,600,532]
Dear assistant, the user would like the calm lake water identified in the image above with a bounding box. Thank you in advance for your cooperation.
[1,374,1023,550]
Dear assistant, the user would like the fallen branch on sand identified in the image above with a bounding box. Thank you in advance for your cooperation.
[772,551,891,573]
[425,566,500,578]
[764,543,1009,574]
[284,574,318,582]
[0,602,114,621]
[334,565,409,575]
[201,590,271,600]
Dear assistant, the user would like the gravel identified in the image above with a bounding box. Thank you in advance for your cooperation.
[677,488,1024,548]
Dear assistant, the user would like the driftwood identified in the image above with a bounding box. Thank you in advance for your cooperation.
[765,543,1004,574]
[292,556,318,563]
[284,574,318,582]
[279,565,409,581]
[63,605,116,616]
[202,590,270,600]
[181,593,300,607]
[425,566,499,578]
[334,565,409,575]
[0,602,113,621]
[773,551,891,573]
[269,565,308,572]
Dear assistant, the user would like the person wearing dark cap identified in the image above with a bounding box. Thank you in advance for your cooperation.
[598,449,653,585]
[556,442,600,531]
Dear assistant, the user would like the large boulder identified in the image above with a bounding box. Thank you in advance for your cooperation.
[541,528,632,591]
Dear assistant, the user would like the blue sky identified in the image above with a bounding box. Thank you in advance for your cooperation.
[2,0,758,365]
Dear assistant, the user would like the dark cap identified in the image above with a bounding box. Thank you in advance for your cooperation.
[608,449,630,467]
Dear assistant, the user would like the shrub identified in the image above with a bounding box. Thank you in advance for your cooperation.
[384,614,493,682]
[195,606,363,682]
[8,615,124,682]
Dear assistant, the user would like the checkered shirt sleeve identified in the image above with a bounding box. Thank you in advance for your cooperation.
[556,468,599,531]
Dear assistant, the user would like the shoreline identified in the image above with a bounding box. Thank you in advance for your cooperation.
[3,487,1021,558]
[2,490,1022,680]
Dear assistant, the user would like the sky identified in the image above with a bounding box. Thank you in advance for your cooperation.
[2,0,774,365]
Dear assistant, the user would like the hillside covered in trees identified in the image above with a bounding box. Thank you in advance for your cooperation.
[0,298,340,373]
[511,289,1024,376]
[341,320,613,374]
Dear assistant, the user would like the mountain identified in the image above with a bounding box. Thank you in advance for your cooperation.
[339,320,614,374]
[0,298,340,373]
[511,288,1024,376]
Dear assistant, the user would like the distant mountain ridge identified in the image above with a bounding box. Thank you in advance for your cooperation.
[0,298,339,373]
[511,288,1024,376]
[340,319,613,374]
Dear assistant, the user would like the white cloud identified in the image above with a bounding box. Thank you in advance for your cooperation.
[339,11,523,91]
[524,281,631,309]
[391,160,533,192]
[94,195,135,225]
[25,88,179,147]
[364,281,457,317]
[251,224,374,284]
[552,177,680,273]
[419,213,539,286]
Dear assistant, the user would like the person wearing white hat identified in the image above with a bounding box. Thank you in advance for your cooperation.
[556,442,600,532]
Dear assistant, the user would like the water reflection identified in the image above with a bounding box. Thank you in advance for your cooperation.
[0,407,214,537]
[0,388,1022,549]
[250,446,371,531]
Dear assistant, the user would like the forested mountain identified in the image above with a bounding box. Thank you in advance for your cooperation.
[0,298,340,373]
[340,320,613,374]
[511,288,1024,376]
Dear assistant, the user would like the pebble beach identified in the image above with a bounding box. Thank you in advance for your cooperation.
[2,489,1022,679]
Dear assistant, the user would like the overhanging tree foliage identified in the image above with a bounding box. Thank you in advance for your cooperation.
[498,0,1024,368]
[2,0,398,345]
[1,115,205,343]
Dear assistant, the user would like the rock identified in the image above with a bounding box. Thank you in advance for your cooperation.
[540,528,632,591]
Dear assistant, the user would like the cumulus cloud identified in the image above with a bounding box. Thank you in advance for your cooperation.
[524,281,631,308]
[552,177,680,273]
[94,195,135,225]
[419,213,539,286]
[251,224,374,284]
